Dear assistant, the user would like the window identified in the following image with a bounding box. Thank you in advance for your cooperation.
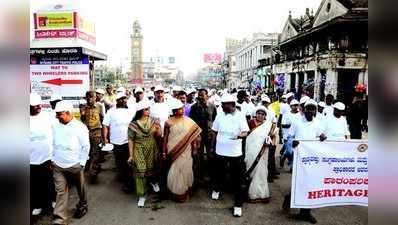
[340,35,350,50]
[326,2,331,13]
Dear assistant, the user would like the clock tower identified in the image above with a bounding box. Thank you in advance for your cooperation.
[130,19,144,84]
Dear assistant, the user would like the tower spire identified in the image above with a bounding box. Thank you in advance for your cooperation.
[130,18,144,84]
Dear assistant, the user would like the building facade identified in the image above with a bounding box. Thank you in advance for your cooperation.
[259,0,368,105]
[235,33,279,89]
[143,61,155,79]
[224,38,242,89]
[130,19,144,84]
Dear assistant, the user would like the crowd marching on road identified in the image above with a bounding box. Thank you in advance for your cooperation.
[30,84,368,225]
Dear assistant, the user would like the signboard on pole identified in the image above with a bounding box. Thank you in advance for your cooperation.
[291,140,368,208]
[30,62,90,97]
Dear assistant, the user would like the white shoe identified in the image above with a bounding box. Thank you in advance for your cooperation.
[32,208,42,216]
[137,197,146,207]
[233,207,242,217]
[211,191,220,200]
[52,201,56,208]
[150,182,160,193]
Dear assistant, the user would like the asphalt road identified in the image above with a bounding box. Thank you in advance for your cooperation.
[32,150,368,225]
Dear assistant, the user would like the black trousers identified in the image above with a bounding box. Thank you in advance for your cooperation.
[283,193,312,215]
[349,124,362,139]
[30,160,55,210]
[268,145,278,176]
[193,132,213,180]
[211,154,246,207]
[283,152,311,216]
[113,143,134,188]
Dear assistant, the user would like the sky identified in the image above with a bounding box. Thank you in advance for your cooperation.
[30,0,322,77]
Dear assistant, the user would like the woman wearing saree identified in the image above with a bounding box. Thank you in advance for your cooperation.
[245,105,273,203]
[128,101,161,207]
[162,99,202,202]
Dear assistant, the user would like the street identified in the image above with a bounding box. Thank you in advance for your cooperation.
[32,151,367,225]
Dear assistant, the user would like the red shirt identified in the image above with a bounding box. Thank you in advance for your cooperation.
[248,118,258,130]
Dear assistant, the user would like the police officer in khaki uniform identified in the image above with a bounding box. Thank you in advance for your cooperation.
[80,91,104,183]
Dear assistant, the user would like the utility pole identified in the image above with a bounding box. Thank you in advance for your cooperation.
[270,37,274,93]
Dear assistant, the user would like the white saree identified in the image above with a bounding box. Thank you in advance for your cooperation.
[245,120,272,201]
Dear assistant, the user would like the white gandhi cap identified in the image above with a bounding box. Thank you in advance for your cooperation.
[261,95,271,103]
[333,102,345,111]
[134,87,144,94]
[54,101,73,112]
[289,99,299,106]
[116,92,126,100]
[300,96,310,105]
[154,85,165,92]
[221,94,236,103]
[304,99,317,107]
[136,100,151,111]
[318,101,326,108]
[30,93,42,106]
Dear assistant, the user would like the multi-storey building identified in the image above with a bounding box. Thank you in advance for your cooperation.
[235,33,279,89]
[223,38,242,89]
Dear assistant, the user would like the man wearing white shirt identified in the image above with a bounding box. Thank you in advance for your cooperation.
[278,92,294,158]
[245,94,256,118]
[52,101,90,224]
[324,94,335,117]
[299,95,311,115]
[127,86,145,110]
[280,93,295,121]
[102,92,136,193]
[210,94,249,217]
[150,85,170,135]
[171,85,182,99]
[236,90,251,120]
[322,102,350,140]
[282,99,326,224]
[30,93,55,216]
[316,101,326,122]
[280,99,301,169]
[279,92,295,117]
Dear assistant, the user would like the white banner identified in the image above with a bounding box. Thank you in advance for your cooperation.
[291,140,368,208]
[30,64,90,97]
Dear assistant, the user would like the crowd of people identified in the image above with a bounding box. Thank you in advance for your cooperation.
[30,84,367,225]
